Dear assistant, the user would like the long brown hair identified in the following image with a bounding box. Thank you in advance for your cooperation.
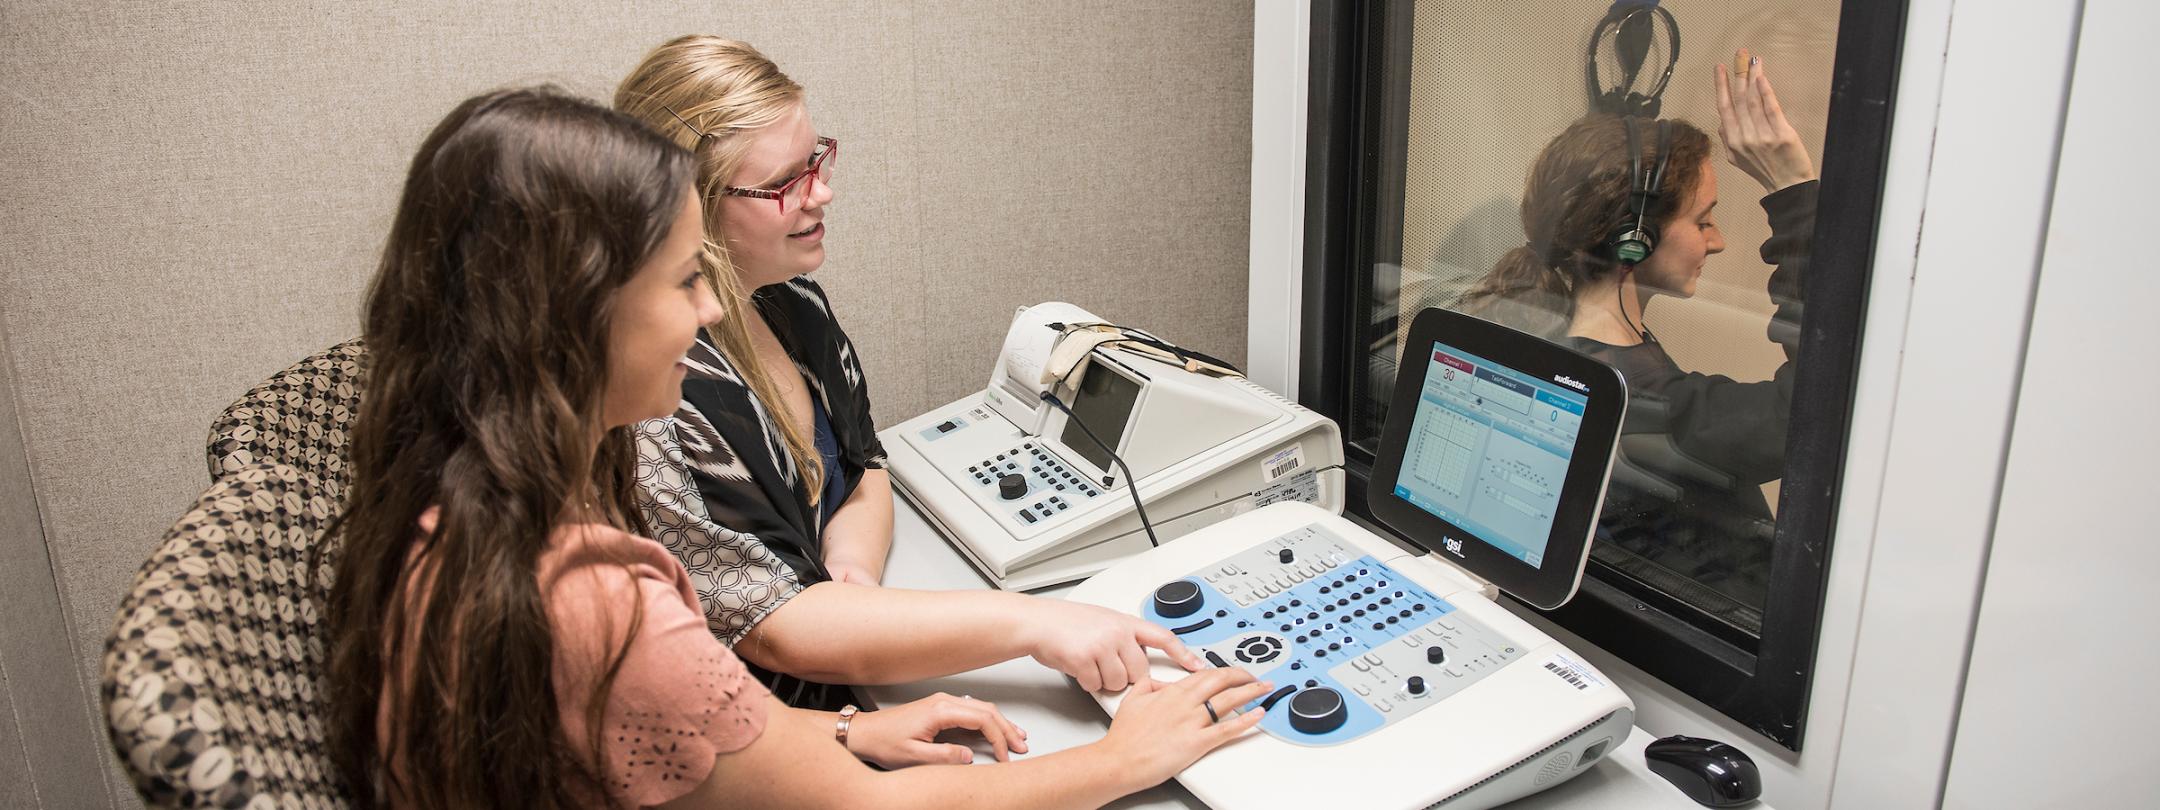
[1456,114,1712,335]
[322,87,694,809]
[614,34,824,502]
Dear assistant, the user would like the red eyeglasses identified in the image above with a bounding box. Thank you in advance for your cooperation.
[722,137,838,215]
[660,104,839,215]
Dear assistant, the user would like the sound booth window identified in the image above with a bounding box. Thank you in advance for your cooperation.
[1306,0,1900,749]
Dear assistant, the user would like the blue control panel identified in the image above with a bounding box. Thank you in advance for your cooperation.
[1139,524,1527,746]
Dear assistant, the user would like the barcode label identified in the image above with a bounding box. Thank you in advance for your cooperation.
[1541,653,1609,692]
[1261,445,1307,484]
[1544,662,1588,690]
[1256,469,1321,507]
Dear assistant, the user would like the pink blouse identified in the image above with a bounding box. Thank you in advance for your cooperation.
[385,511,771,807]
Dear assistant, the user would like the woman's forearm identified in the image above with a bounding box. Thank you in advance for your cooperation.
[822,469,894,582]
[670,700,1148,810]
[740,584,1042,684]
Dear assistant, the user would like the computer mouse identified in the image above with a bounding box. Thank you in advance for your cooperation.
[1643,734,1761,807]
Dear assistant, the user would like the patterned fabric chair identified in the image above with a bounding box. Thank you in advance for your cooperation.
[205,339,365,492]
[104,462,351,808]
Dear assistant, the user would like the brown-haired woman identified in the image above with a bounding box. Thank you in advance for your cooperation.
[323,86,1268,810]
[1455,53,1819,611]
[612,35,1208,719]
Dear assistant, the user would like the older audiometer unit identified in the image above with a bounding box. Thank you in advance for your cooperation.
[1071,307,1635,810]
[881,302,1344,591]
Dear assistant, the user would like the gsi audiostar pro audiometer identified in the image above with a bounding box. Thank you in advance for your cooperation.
[1069,307,1634,810]
[881,302,1345,591]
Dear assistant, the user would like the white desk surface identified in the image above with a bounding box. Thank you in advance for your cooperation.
[860,501,1748,810]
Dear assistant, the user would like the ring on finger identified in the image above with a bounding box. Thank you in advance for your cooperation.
[1203,699,1220,723]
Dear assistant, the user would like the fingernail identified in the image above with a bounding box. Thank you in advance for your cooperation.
[1751,56,1759,66]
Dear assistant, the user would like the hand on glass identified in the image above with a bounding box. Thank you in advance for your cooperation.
[1024,599,1206,692]
[1716,49,1817,193]
[845,692,1030,767]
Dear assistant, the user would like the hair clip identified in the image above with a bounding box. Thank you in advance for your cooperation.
[659,104,712,141]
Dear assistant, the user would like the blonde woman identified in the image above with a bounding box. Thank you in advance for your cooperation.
[617,35,1197,727]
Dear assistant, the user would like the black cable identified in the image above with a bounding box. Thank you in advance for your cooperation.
[1039,390,1161,548]
[1617,271,1649,341]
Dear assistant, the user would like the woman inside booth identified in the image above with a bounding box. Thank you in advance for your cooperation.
[611,35,1200,716]
[322,86,1270,808]
[1455,53,1818,613]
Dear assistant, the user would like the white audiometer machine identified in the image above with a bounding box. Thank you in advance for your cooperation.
[880,302,1344,591]
[1069,308,1636,810]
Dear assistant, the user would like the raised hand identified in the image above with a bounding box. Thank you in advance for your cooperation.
[1024,598,1206,692]
[844,692,1030,767]
[1716,49,1817,192]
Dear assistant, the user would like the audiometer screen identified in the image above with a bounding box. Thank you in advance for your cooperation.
[1062,365,1141,472]
[1390,342,1588,569]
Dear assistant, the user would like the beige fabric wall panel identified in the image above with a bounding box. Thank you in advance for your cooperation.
[899,0,1254,407]
[0,3,1253,806]
[0,323,108,810]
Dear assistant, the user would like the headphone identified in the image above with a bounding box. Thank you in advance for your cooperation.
[1606,116,1672,266]
[1584,2,1681,119]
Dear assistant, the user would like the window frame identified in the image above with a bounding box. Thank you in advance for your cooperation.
[1298,0,1908,751]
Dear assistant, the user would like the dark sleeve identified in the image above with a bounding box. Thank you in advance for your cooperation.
[658,335,826,588]
[791,277,887,472]
[1669,180,1817,482]
[1657,364,1795,486]
[1612,182,1818,486]
[1761,180,1817,358]
[633,413,813,645]
[834,326,886,471]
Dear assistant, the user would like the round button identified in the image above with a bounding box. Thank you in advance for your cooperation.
[1407,676,1427,696]
[1426,645,1445,664]
[998,474,1027,500]
[1288,687,1349,734]
[1151,580,1203,618]
[1278,548,1295,564]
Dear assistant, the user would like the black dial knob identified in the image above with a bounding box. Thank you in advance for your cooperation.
[1288,687,1348,734]
[1278,548,1294,564]
[998,473,1027,500]
[1426,645,1445,665]
[1406,676,1427,696]
[1152,580,1203,619]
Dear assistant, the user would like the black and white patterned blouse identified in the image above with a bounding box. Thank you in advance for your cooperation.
[633,275,886,707]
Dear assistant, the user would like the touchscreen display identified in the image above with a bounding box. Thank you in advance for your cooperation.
[1061,365,1141,471]
[1390,341,1589,568]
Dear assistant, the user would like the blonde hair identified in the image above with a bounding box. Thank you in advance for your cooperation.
[616,35,823,503]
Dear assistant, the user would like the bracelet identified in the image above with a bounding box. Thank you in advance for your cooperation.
[835,704,859,749]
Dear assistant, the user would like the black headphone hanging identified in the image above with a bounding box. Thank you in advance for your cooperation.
[1584,2,1682,119]
[1606,116,1671,266]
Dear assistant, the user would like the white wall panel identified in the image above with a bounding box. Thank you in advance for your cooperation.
[1941,0,2160,805]
[1825,0,2083,805]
